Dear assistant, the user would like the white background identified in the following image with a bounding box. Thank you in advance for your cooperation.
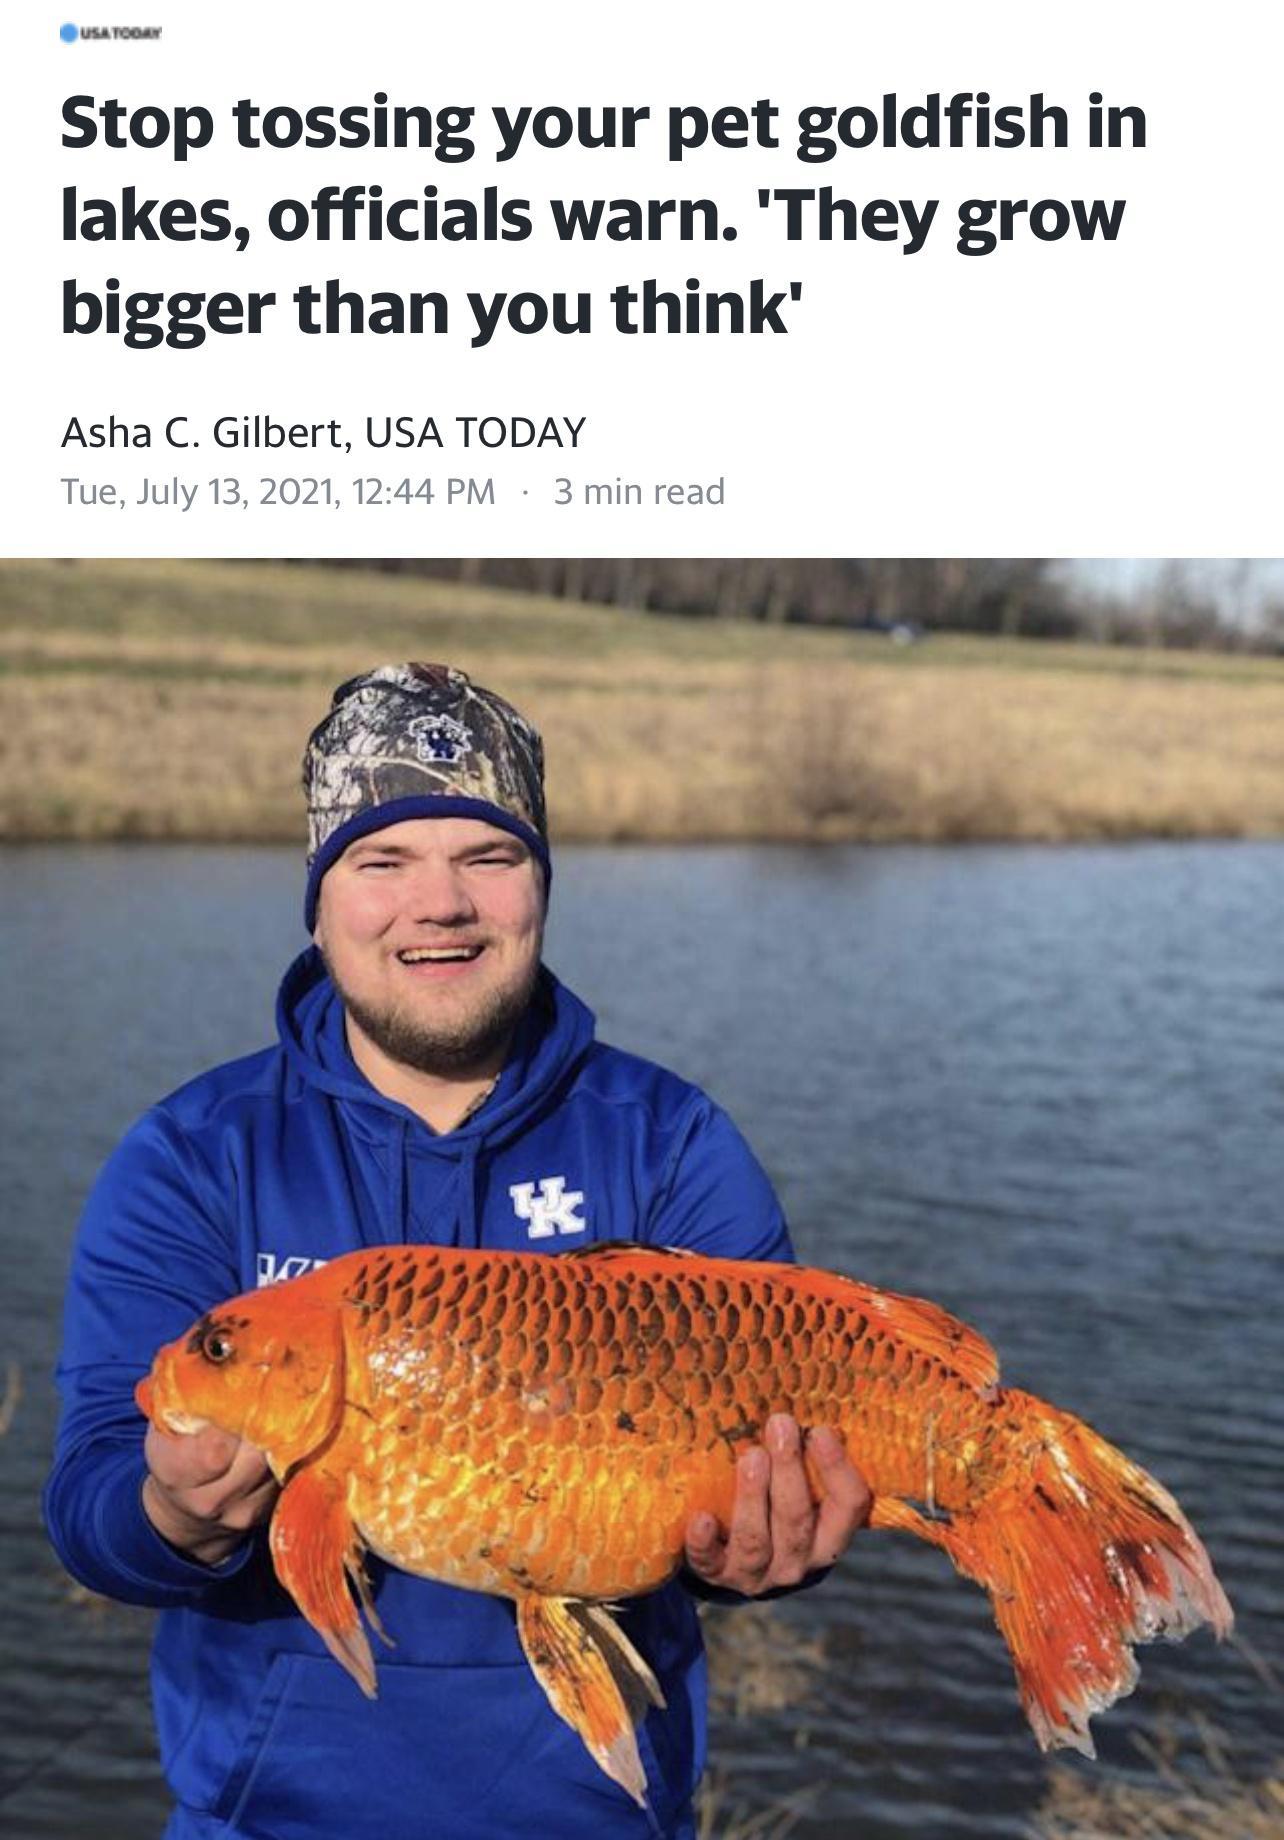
[1,0,1281,557]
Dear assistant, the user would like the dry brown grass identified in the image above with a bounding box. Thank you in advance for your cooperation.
[0,1360,19,1437]
[5,559,1284,845]
[1035,1640,1284,1839]
[699,1604,828,1838]
[1036,1721,1284,1838]
[701,1606,1284,1840]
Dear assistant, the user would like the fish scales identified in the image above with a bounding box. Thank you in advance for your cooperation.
[137,1241,1232,1807]
[343,1246,980,1602]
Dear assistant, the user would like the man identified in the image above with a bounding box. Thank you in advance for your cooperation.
[45,663,869,1840]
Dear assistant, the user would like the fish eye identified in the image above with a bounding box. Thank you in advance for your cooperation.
[201,1329,235,1364]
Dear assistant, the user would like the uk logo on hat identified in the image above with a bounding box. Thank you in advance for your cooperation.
[408,712,472,764]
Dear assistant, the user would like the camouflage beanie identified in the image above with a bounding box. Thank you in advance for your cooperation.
[302,663,549,929]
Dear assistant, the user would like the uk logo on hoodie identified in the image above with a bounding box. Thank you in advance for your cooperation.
[508,1176,587,1238]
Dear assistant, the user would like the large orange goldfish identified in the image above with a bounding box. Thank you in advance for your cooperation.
[136,1243,1231,1805]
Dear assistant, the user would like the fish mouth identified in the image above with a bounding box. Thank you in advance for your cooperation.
[135,1366,211,1437]
[157,1409,213,1435]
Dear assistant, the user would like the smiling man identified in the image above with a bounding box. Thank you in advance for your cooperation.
[318,817,546,1125]
[45,663,869,1840]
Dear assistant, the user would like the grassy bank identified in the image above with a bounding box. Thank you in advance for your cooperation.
[4,559,1284,846]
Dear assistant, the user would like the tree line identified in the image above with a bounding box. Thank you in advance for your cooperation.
[307,558,1284,651]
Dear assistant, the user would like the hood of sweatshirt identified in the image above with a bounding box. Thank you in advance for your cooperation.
[274,947,597,1248]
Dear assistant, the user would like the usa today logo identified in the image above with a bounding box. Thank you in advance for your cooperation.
[60,22,163,39]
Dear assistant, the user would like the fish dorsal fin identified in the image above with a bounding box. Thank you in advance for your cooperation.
[824,1273,1001,1397]
[515,1595,662,1808]
[560,1240,697,1261]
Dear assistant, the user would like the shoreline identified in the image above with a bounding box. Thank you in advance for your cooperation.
[2,822,1281,848]
[5,559,1284,848]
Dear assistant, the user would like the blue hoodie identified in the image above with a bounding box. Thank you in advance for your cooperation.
[45,952,795,1840]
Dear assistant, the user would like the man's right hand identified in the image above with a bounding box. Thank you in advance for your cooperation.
[142,1423,279,1568]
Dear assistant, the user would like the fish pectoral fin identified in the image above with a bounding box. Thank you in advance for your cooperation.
[583,1604,667,1717]
[515,1595,655,1808]
[869,1495,953,1547]
[269,1464,380,1698]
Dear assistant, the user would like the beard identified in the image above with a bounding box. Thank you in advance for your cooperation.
[323,947,542,1079]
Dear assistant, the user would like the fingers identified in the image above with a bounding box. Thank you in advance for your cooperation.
[214,1469,280,1534]
[219,1437,275,1495]
[196,1440,276,1522]
[808,1428,872,1568]
[145,1424,276,1528]
[683,1509,727,1580]
[684,1419,871,1597]
[145,1421,241,1492]
[724,1446,774,1589]
[764,1416,816,1587]
[181,1460,277,1529]
[683,1444,771,1588]
[686,1418,810,1594]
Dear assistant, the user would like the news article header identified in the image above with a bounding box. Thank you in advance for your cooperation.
[3,0,1280,556]
[59,89,1148,351]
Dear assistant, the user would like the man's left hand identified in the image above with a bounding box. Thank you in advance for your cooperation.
[683,1414,872,1596]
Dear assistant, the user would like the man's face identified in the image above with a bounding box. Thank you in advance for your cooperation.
[314,816,545,1079]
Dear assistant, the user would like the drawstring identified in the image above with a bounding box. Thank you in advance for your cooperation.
[390,1116,486,1248]
[459,1140,482,1248]
[388,1122,483,1247]
[387,1117,408,1244]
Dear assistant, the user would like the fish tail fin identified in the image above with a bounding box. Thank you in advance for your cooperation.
[874,1395,1232,1754]
[516,1595,662,1808]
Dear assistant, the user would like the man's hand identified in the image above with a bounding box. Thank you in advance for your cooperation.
[683,1415,871,1596]
[142,1423,279,1568]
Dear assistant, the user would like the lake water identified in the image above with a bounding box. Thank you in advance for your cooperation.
[1,841,1281,1838]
